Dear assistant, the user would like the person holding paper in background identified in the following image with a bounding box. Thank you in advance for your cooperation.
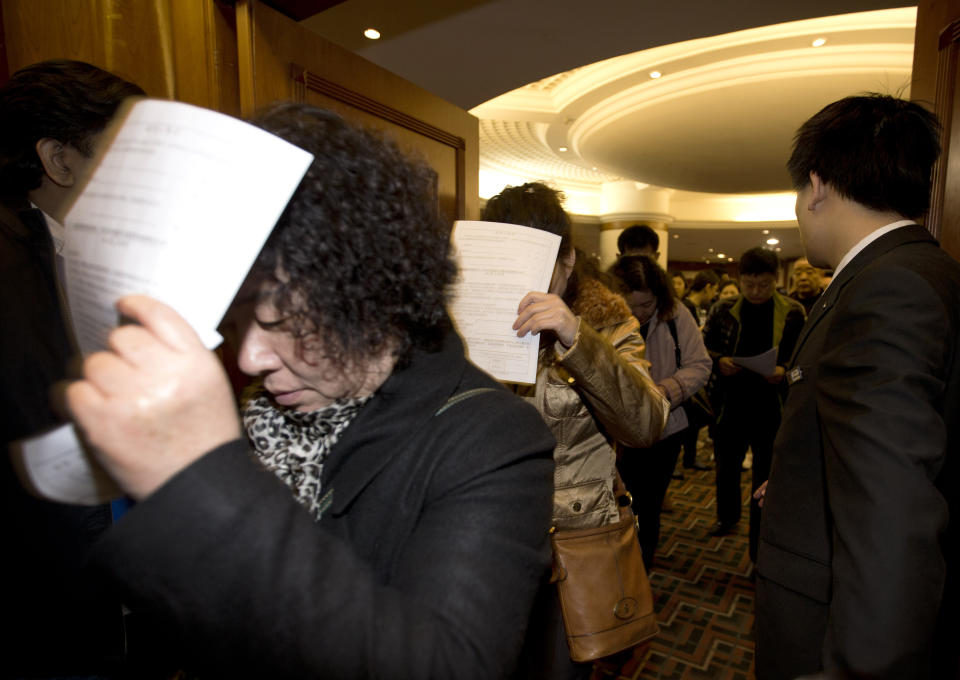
[701,247,804,558]
[62,104,556,678]
[481,182,668,677]
[0,60,144,677]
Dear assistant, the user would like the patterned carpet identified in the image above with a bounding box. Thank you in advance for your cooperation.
[593,435,757,680]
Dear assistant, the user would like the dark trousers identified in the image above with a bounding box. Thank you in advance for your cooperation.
[618,431,683,570]
[680,424,702,467]
[754,572,826,679]
[712,406,779,561]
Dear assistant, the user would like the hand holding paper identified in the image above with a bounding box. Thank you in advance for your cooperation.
[67,296,241,499]
[10,98,313,505]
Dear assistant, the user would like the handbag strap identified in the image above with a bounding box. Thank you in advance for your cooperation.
[666,317,682,369]
[434,387,497,416]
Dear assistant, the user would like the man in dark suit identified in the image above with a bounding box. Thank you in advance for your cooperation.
[755,94,960,679]
[0,60,144,677]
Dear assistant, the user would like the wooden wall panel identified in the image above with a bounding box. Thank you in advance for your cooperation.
[0,0,239,113]
[914,0,960,260]
[237,0,479,222]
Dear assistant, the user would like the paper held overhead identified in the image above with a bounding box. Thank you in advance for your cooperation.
[448,220,561,384]
[10,98,314,505]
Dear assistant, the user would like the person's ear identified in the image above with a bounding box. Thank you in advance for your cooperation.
[562,248,576,283]
[807,171,828,210]
[35,138,78,188]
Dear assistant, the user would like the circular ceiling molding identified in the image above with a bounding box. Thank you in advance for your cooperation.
[472,8,916,195]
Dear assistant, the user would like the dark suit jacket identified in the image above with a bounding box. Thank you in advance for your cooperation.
[1,202,125,676]
[756,225,960,679]
[90,329,557,679]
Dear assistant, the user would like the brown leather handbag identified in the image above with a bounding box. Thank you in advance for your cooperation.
[550,476,658,662]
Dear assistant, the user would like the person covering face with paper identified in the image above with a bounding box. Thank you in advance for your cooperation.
[481,181,668,672]
[64,104,556,679]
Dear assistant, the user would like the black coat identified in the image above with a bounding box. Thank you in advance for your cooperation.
[91,330,557,679]
[1,203,124,676]
[756,225,960,679]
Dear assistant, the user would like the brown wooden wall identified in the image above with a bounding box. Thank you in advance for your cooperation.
[914,0,960,261]
[0,0,478,224]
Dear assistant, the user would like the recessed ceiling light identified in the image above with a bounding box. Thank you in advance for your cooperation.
[649,71,662,79]
[364,28,381,40]
[767,238,780,245]
[728,257,734,262]
[812,38,826,47]
[718,253,726,259]
[673,234,679,239]
[708,247,714,253]
[558,146,568,152]
[762,229,770,234]
[775,247,782,252]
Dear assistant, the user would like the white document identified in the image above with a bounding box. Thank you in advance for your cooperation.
[11,98,314,505]
[65,98,313,354]
[448,220,561,384]
[731,347,778,376]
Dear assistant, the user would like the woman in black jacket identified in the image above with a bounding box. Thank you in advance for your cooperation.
[66,104,556,679]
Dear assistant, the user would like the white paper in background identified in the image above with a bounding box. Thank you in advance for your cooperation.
[731,347,778,376]
[448,220,561,384]
[10,98,314,506]
[64,98,314,355]
[9,424,123,506]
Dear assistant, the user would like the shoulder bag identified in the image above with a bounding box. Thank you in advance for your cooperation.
[550,472,658,661]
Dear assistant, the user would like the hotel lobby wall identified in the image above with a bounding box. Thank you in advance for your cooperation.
[0,0,479,226]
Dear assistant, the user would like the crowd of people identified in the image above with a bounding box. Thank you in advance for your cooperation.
[2,59,959,680]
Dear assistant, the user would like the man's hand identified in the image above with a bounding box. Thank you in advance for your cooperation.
[514,292,579,348]
[765,365,786,384]
[754,480,768,507]
[718,356,742,376]
[65,295,242,500]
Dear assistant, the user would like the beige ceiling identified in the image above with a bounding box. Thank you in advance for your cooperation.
[302,2,917,263]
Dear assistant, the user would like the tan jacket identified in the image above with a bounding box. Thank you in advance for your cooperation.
[516,279,669,530]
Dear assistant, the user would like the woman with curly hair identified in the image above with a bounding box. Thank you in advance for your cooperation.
[609,255,712,569]
[66,104,556,679]
[482,182,668,676]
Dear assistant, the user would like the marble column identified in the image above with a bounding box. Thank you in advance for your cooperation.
[599,181,674,269]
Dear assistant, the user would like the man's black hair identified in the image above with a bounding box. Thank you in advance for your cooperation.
[787,93,941,219]
[617,224,659,254]
[739,247,780,276]
[0,59,144,202]
[690,269,719,292]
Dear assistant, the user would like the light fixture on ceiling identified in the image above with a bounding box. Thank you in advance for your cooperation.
[649,70,662,79]
[728,257,734,262]
[812,37,827,47]
[708,247,714,253]
[363,28,381,40]
[762,229,770,235]
[776,247,782,252]
[718,253,726,259]
[766,237,780,245]
[672,234,679,239]
[558,146,568,152]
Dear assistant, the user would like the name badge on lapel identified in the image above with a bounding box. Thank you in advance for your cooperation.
[787,366,804,385]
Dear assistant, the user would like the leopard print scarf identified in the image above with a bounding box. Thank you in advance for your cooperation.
[243,389,371,521]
